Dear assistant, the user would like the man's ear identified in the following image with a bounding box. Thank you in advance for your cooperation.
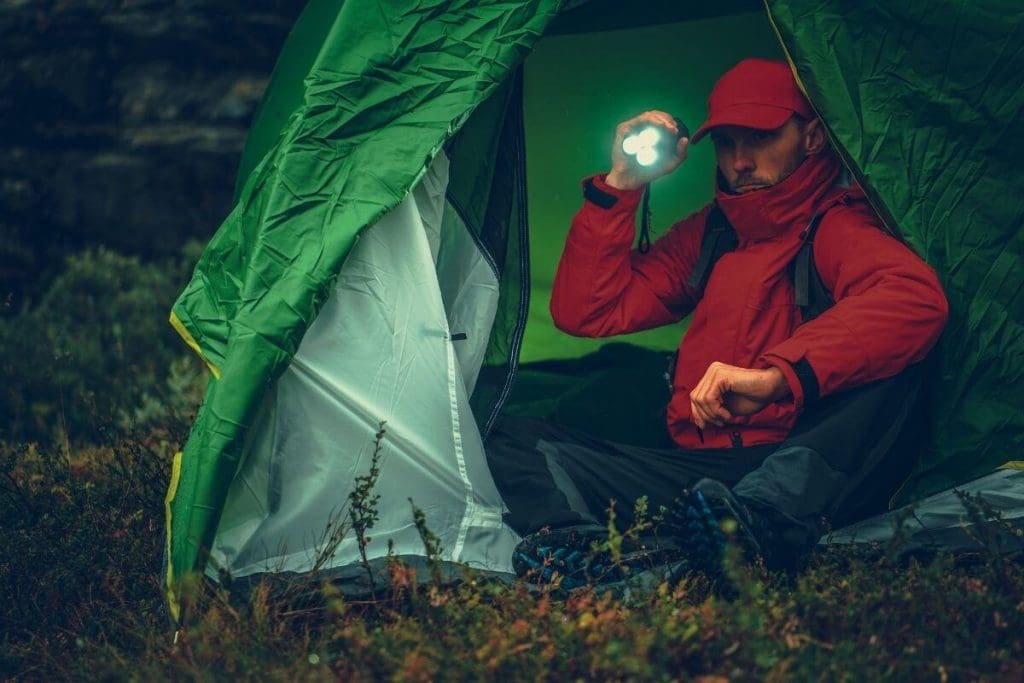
[803,118,827,155]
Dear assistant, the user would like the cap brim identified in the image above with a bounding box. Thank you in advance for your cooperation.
[690,104,795,143]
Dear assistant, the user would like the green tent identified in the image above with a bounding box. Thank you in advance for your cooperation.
[164,0,1024,620]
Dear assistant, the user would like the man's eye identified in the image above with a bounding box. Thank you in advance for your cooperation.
[711,136,733,148]
[752,130,775,143]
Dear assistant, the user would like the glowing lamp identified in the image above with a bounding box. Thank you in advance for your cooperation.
[621,117,689,168]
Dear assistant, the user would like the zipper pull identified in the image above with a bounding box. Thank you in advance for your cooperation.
[731,431,743,448]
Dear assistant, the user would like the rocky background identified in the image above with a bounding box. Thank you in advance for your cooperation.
[0,0,305,441]
[0,0,304,312]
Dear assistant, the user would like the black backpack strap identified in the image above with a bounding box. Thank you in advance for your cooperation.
[686,204,738,297]
[793,212,836,322]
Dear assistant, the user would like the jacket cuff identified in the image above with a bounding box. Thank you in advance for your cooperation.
[760,351,820,412]
[582,174,645,211]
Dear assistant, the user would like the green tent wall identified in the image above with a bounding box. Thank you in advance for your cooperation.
[165,0,1024,619]
[769,1,1024,499]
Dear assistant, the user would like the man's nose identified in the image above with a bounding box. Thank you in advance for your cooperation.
[732,146,755,173]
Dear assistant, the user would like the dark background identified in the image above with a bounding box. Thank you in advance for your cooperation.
[0,1,304,441]
[1,1,304,312]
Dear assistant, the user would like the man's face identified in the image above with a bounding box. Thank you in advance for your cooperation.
[710,117,819,194]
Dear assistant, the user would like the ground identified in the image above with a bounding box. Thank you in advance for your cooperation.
[3,428,1023,681]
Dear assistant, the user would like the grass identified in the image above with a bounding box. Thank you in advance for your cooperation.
[2,421,1023,682]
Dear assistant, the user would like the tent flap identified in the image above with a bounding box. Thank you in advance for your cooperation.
[208,152,518,581]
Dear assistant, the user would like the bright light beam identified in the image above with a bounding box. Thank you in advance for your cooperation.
[622,126,664,167]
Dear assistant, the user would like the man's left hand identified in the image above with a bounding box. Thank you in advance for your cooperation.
[689,362,791,430]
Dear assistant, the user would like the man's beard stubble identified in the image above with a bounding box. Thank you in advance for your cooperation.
[728,151,807,194]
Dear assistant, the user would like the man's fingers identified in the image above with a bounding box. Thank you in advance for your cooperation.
[707,400,732,426]
[650,111,677,135]
[690,367,714,428]
[696,402,716,428]
[618,110,670,135]
[690,399,704,429]
[708,363,739,421]
[662,137,690,174]
[692,400,729,429]
[691,399,720,430]
[696,390,731,426]
[690,362,779,431]
[690,362,738,428]
[674,136,690,160]
[617,110,680,143]
[702,376,733,424]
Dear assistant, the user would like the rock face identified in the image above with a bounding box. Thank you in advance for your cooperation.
[0,0,305,311]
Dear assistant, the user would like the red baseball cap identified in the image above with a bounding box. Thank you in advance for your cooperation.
[691,59,815,143]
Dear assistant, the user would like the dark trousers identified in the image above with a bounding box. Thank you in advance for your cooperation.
[486,364,924,555]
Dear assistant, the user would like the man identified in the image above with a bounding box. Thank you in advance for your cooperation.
[486,59,948,582]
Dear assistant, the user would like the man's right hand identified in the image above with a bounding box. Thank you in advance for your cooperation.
[605,110,689,191]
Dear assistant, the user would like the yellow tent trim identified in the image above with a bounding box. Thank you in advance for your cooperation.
[762,2,812,105]
[164,450,184,624]
[999,461,1024,470]
[169,310,222,380]
[762,4,856,183]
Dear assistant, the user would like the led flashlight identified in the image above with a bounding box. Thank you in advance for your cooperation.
[621,116,689,167]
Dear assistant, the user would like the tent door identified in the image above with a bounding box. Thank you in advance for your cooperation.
[207,151,519,581]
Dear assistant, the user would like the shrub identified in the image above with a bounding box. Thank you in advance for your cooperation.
[0,245,206,443]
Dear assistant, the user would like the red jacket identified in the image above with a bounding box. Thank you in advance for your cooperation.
[551,152,949,450]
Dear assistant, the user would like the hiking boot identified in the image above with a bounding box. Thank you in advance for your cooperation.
[666,478,772,580]
[513,523,686,589]
[512,524,609,589]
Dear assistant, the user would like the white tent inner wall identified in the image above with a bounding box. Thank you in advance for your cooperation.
[207,152,520,580]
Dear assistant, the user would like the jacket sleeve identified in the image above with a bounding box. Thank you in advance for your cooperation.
[759,202,949,409]
[550,174,707,337]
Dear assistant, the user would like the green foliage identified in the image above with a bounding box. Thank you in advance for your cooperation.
[0,436,171,676]
[410,499,444,587]
[3,425,1024,681]
[349,422,386,593]
[0,244,206,443]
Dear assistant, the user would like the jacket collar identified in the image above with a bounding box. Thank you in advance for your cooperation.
[714,151,845,243]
